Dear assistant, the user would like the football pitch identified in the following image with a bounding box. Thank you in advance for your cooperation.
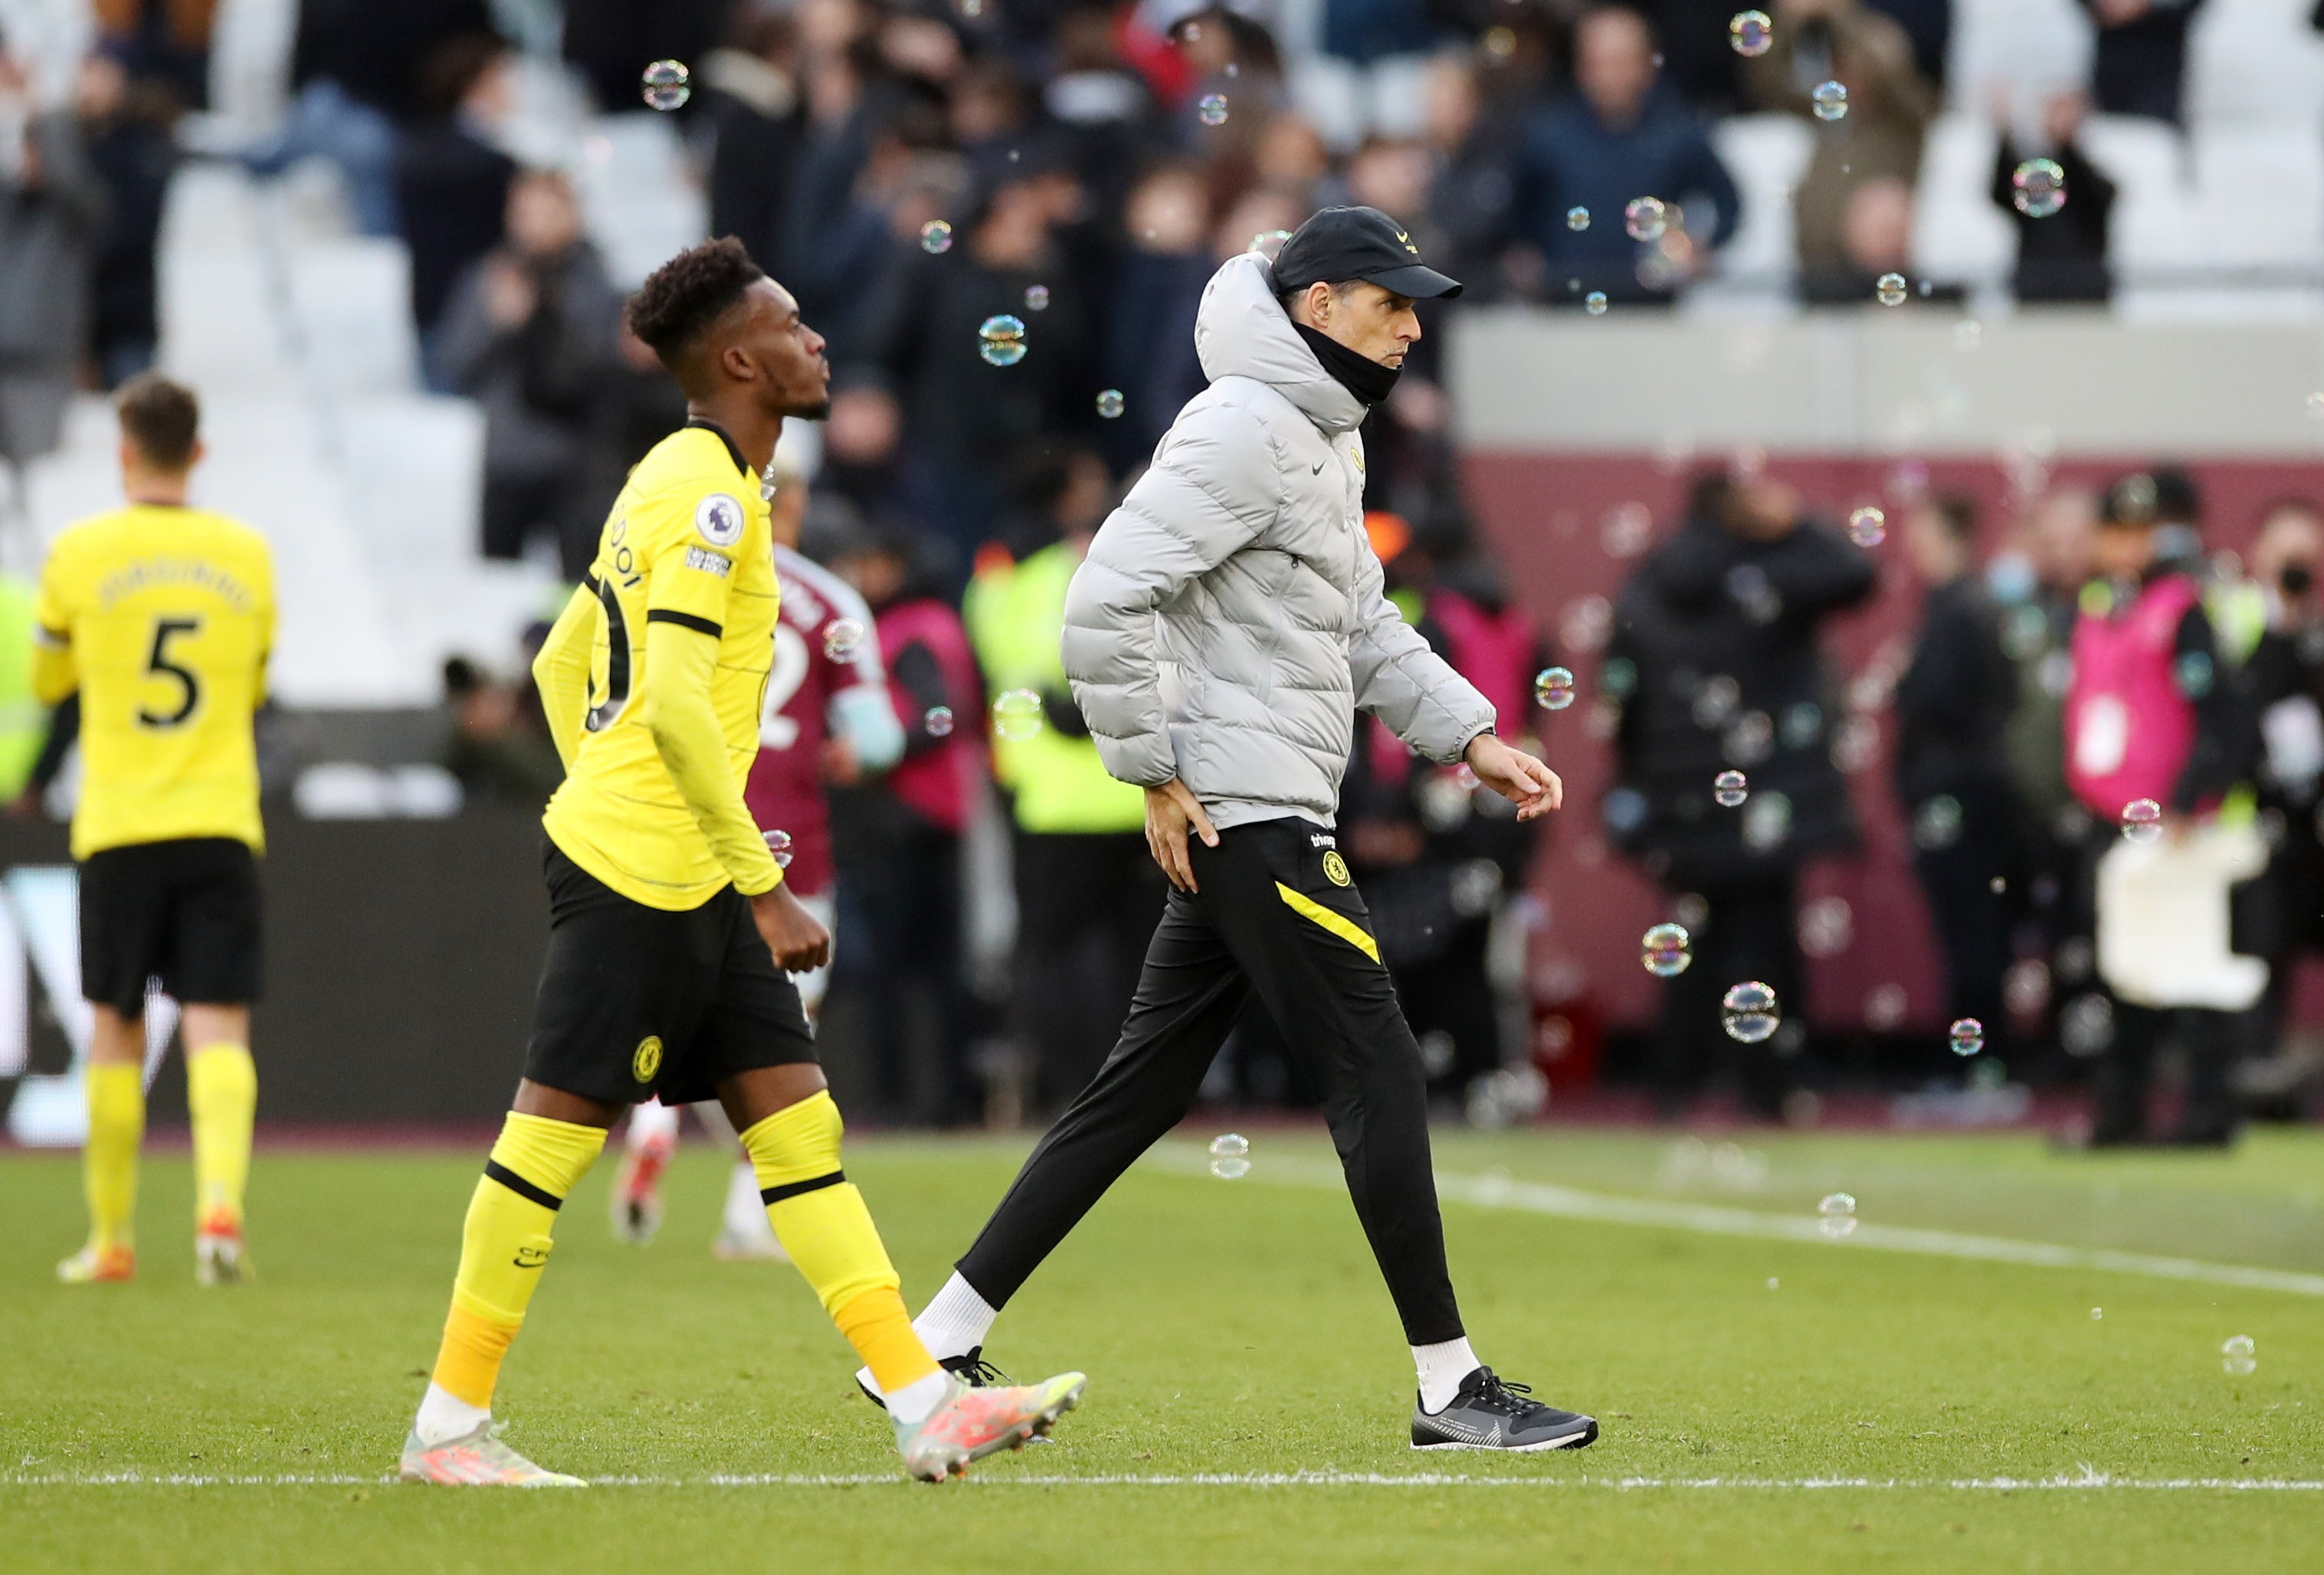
[3,1125,2321,1572]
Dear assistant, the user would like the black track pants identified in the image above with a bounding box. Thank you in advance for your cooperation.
[957,816,1464,1346]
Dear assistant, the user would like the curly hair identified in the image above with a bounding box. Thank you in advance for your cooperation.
[626,237,765,374]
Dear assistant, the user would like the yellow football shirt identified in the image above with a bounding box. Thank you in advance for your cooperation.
[32,504,275,859]
[540,424,782,910]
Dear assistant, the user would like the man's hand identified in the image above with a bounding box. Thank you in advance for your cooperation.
[749,883,831,973]
[1144,778,1218,894]
[1464,733,1562,821]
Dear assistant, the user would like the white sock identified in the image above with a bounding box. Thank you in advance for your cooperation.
[625,1098,680,1153]
[722,1158,775,1239]
[885,1369,952,1426]
[1413,1337,1481,1414]
[413,1382,491,1448]
[913,1272,999,1361]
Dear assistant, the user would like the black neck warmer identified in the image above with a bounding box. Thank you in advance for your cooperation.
[1294,321,1400,409]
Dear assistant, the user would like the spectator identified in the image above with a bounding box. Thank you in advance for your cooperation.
[434,169,621,579]
[440,654,562,806]
[1341,514,1545,1099]
[1418,53,1520,304]
[1991,89,2117,304]
[91,0,213,109]
[564,323,691,562]
[963,441,1165,1114]
[2227,499,2324,1104]
[1101,162,1212,468]
[2077,0,2208,126]
[828,523,987,1126]
[1799,173,1918,304]
[392,31,517,354]
[560,0,727,113]
[1604,468,1877,1115]
[697,5,804,271]
[841,172,1091,564]
[1744,0,1936,286]
[1510,5,1740,307]
[0,57,105,488]
[1303,0,1441,150]
[1042,5,1151,225]
[1896,495,2021,1071]
[247,0,498,238]
[75,51,175,387]
[2063,471,2252,1146]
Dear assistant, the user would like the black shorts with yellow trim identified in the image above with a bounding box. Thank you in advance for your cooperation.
[77,836,264,1016]
[521,841,817,1107]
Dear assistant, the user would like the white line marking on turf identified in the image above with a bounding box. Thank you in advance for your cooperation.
[8,1472,2324,1491]
[1140,1147,2324,1299]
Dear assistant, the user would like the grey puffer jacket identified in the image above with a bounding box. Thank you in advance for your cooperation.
[1061,251,1496,830]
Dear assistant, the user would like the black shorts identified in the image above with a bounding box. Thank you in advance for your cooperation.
[522,842,817,1107]
[77,837,264,1016]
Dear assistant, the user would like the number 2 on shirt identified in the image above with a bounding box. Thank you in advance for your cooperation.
[759,624,811,750]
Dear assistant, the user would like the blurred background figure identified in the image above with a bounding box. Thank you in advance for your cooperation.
[1745,0,1936,297]
[2077,0,2208,126]
[1604,468,1875,1117]
[76,50,175,389]
[0,44,105,504]
[1509,4,1739,308]
[2063,472,2255,1147]
[439,649,562,808]
[1990,88,2116,305]
[393,31,517,365]
[1896,494,2020,1073]
[963,440,1164,1117]
[435,168,621,580]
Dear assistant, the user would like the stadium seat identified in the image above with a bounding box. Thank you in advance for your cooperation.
[1913,114,2015,287]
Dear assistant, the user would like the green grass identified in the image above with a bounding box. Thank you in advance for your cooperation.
[2,1126,2321,1572]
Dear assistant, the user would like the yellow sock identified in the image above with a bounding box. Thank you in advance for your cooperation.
[84,1063,144,1252]
[429,1112,605,1411]
[187,1044,257,1229]
[740,1091,939,1393]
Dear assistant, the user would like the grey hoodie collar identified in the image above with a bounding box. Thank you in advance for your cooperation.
[1193,251,1367,436]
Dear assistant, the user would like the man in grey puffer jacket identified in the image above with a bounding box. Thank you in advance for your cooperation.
[864,209,1598,1452]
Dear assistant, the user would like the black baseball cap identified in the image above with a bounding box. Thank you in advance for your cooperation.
[1270,206,1463,300]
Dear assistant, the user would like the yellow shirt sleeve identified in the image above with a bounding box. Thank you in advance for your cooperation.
[31,536,77,707]
[531,583,597,772]
[632,497,782,897]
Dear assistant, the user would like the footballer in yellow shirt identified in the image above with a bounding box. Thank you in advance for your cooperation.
[36,376,273,1291]
[399,238,1083,1489]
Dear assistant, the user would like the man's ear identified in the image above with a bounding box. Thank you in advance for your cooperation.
[719,341,756,382]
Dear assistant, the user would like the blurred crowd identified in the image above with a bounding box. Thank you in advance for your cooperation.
[1603,463,2324,1144]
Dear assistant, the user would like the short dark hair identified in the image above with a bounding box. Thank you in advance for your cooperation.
[626,238,765,384]
[1929,492,1978,544]
[116,373,199,469]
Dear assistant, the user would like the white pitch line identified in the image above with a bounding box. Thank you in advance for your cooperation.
[1141,1147,2324,1299]
[6,1472,2323,1491]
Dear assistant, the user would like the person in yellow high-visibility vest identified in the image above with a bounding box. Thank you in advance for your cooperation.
[964,442,1165,1114]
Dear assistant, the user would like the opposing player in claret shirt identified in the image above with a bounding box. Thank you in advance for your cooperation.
[398,238,1083,1488]
[609,454,904,1261]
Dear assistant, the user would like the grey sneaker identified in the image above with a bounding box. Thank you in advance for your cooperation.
[398,1422,586,1485]
[1411,1367,1598,1452]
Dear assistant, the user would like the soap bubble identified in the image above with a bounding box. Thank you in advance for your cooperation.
[2174,651,2214,698]
[1714,769,1749,808]
[2222,1334,2256,1374]
[1209,1131,1251,1180]
[1024,284,1051,312]
[1866,983,1908,1031]
[1721,980,1779,1043]
[924,706,954,738]
[2120,798,2163,844]
[978,314,1028,367]
[1482,25,1516,57]
[1729,10,1773,56]
[1585,291,1608,316]
[993,688,1044,741]
[1811,80,1847,120]
[1848,505,1886,546]
[1247,228,1293,260]
[1197,94,1230,126]
[1949,1017,1985,1056]
[1913,793,1963,851]
[2308,391,2324,419]
[1799,895,1854,957]
[1534,666,1576,710]
[2011,157,2067,218]
[641,60,692,111]
[1566,206,1591,231]
[763,829,793,868]
[1096,388,1126,419]
[2060,993,2114,1055]
[1624,196,1667,243]
[2091,1307,2103,1321]
[822,617,865,661]
[1817,1192,1857,1239]
[919,219,953,254]
[1641,922,1693,978]
[1876,272,1908,307]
